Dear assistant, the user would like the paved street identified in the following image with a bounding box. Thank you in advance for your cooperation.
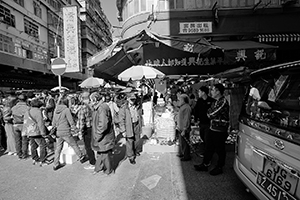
[0,143,256,200]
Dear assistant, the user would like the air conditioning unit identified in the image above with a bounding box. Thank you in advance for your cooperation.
[281,0,297,5]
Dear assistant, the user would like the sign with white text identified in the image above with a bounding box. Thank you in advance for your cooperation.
[63,6,80,72]
[179,22,212,34]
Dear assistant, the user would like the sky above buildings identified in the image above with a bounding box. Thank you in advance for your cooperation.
[100,0,121,37]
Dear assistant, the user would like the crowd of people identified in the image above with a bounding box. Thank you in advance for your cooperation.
[0,81,230,176]
[0,89,144,175]
[169,83,230,176]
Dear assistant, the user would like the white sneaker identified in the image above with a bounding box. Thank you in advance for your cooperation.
[84,165,95,170]
[7,152,14,156]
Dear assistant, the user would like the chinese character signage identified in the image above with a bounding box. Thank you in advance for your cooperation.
[179,22,212,34]
[145,57,224,67]
[63,6,80,73]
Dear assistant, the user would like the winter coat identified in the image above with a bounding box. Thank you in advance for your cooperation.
[11,102,28,124]
[117,103,134,138]
[91,102,115,152]
[177,103,192,132]
[52,105,75,137]
[23,107,46,137]
[207,96,229,132]
[45,96,55,122]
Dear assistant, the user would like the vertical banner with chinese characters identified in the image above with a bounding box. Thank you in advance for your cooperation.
[63,6,80,73]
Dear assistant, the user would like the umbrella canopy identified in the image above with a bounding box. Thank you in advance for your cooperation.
[51,86,69,91]
[79,77,105,88]
[118,65,165,81]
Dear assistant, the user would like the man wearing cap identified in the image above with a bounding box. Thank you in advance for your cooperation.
[11,94,29,160]
[78,91,96,170]
[117,93,137,164]
[128,93,143,156]
[90,92,115,175]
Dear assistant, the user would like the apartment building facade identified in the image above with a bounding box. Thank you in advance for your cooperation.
[116,0,300,71]
[0,0,112,91]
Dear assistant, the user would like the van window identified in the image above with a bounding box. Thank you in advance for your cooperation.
[241,68,300,144]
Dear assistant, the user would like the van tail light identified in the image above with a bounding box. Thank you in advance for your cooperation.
[235,134,240,156]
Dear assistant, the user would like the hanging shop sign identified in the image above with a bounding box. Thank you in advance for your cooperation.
[145,57,225,67]
[63,6,80,73]
[144,48,275,67]
[179,22,212,34]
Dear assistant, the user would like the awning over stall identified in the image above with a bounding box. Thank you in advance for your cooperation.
[91,29,224,80]
[90,30,278,81]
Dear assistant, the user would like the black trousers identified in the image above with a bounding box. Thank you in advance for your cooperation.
[203,129,228,168]
[199,124,210,144]
[29,136,47,162]
[83,127,96,165]
[13,124,29,158]
[126,136,135,160]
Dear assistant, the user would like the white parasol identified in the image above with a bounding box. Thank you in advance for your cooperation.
[51,86,69,91]
[118,65,165,81]
[79,77,105,88]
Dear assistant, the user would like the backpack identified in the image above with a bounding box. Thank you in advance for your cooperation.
[22,109,39,136]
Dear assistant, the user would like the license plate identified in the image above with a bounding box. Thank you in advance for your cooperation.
[257,173,296,200]
[263,159,298,195]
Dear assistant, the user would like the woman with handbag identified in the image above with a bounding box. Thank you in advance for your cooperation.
[52,95,86,171]
[23,99,52,166]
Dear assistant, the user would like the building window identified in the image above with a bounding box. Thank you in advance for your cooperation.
[24,18,39,42]
[0,5,16,27]
[33,1,42,19]
[159,0,168,10]
[128,0,134,17]
[169,0,175,9]
[147,0,154,13]
[13,0,24,7]
[141,0,146,11]
[0,34,14,54]
[176,0,184,9]
[134,0,139,14]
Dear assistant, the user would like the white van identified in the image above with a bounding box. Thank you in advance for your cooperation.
[234,60,300,200]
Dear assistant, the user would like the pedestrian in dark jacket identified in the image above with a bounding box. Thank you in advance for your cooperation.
[90,92,115,175]
[52,96,86,171]
[116,93,136,165]
[194,86,215,144]
[11,94,29,160]
[23,99,51,166]
[194,83,229,176]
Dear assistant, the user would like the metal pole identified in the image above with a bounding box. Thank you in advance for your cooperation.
[55,37,61,93]
[58,75,62,95]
